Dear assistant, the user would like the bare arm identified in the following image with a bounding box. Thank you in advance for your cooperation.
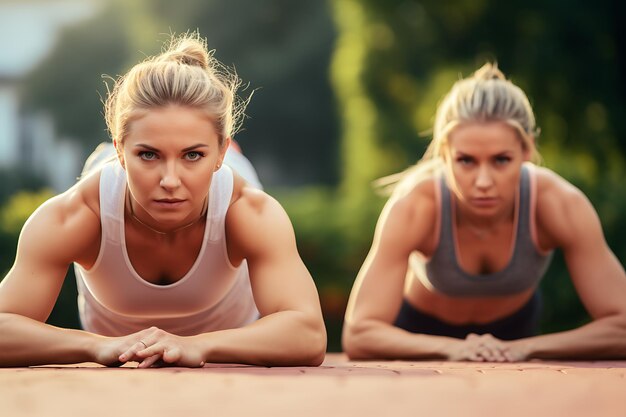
[507,177,626,360]
[135,187,327,367]
[0,180,104,366]
[342,183,470,360]
[0,176,152,367]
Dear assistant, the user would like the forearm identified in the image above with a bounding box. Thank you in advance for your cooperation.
[343,320,460,360]
[512,314,626,360]
[193,310,326,367]
[0,313,98,367]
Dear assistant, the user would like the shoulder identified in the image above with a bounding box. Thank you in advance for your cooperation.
[376,176,438,254]
[227,184,289,234]
[532,164,600,248]
[533,164,591,215]
[387,176,437,218]
[225,181,295,262]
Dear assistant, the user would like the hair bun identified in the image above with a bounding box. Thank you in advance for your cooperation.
[156,36,210,69]
[473,62,505,81]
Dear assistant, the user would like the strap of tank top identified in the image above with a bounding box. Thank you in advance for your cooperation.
[438,176,454,257]
[207,165,234,242]
[516,165,531,245]
[99,161,126,243]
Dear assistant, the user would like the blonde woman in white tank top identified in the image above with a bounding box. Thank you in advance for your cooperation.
[0,33,326,368]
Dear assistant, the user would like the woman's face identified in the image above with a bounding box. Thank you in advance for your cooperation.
[445,121,529,218]
[119,104,227,228]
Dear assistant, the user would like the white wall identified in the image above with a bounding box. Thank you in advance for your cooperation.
[0,1,101,77]
[0,84,19,166]
[0,0,100,190]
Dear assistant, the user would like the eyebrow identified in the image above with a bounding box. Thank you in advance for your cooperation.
[455,150,513,157]
[134,143,210,152]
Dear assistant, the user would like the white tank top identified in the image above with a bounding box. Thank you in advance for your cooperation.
[74,161,259,336]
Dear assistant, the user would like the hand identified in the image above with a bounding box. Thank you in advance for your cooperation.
[93,327,162,367]
[445,333,518,362]
[500,338,531,362]
[129,327,206,368]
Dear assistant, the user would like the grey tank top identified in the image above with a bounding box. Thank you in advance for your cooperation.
[422,165,553,297]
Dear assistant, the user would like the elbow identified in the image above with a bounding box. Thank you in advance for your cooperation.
[307,319,328,366]
[292,313,327,367]
[341,320,374,361]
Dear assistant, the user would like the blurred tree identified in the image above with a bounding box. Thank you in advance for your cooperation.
[22,1,134,151]
[23,0,339,186]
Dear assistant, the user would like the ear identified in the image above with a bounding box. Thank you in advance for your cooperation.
[215,137,231,171]
[113,139,126,169]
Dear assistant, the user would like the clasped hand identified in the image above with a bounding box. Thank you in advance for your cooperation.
[446,333,528,362]
[96,327,206,368]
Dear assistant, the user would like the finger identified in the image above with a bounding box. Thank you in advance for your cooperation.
[138,354,162,369]
[484,346,507,362]
[463,347,483,362]
[163,347,181,364]
[483,343,509,362]
[503,349,518,362]
[466,333,480,340]
[136,343,165,359]
[119,341,150,363]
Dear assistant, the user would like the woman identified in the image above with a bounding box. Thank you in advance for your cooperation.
[343,63,626,362]
[0,33,326,368]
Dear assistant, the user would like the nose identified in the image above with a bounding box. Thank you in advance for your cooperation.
[474,165,494,190]
[160,161,181,190]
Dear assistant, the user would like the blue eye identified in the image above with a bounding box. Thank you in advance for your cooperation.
[139,151,157,161]
[184,151,204,161]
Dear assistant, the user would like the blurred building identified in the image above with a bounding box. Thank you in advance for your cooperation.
[0,0,100,191]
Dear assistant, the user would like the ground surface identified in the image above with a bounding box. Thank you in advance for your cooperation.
[1,353,624,416]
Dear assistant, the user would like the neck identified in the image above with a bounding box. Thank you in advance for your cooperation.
[454,198,516,238]
[126,192,207,236]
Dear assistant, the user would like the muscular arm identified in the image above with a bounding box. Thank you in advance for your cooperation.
[342,182,467,360]
[0,180,102,365]
[137,187,327,367]
[507,174,626,360]
[0,175,146,367]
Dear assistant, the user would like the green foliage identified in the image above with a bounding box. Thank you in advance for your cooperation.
[275,185,385,350]
[0,189,54,236]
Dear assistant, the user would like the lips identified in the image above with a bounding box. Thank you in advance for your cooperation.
[153,198,186,209]
[471,197,498,207]
[156,198,184,203]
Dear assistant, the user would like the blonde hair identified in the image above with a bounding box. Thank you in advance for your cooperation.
[104,32,246,148]
[379,62,540,197]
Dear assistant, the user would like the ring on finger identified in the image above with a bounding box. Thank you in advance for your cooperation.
[139,340,148,349]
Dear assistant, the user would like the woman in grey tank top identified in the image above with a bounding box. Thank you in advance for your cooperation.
[343,63,626,362]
